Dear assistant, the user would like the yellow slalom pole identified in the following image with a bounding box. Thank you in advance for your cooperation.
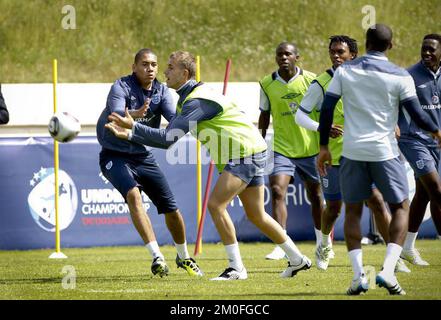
[196,55,202,254]
[49,59,67,259]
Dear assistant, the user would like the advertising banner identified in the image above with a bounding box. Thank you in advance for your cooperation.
[0,136,437,250]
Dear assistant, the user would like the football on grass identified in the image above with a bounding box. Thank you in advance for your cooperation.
[48,112,81,143]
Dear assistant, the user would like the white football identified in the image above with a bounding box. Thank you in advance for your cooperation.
[48,112,81,143]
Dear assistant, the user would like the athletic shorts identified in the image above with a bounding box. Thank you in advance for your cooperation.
[398,140,441,179]
[270,152,320,183]
[224,150,267,187]
[320,165,342,201]
[99,148,177,214]
[339,156,408,204]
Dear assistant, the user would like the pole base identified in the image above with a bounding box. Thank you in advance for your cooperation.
[49,252,68,259]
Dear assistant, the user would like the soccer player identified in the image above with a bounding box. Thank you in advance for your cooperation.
[106,51,312,280]
[258,42,325,260]
[296,35,410,273]
[96,48,203,278]
[398,34,441,265]
[0,85,9,125]
[318,24,441,295]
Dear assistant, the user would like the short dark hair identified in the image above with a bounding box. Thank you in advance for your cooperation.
[329,35,358,54]
[366,24,393,52]
[276,42,299,55]
[134,48,156,64]
[423,33,441,43]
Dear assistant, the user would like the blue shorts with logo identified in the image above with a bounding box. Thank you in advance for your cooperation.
[339,156,409,204]
[99,148,177,214]
[320,165,342,201]
[398,140,441,179]
[269,152,320,183]
[224,151,267,187]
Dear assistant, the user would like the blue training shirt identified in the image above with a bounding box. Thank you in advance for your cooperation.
[398,61,441,148]
[96,74,175,154]
[130,80,222,149]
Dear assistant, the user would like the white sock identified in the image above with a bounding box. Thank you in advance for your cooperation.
[321,232,332,247]
[348,249,364,279]
[145,241,163,260]
[279,237,303,265]
[225,243,244,271]
[403,232,418,251]
[382,243,402,278]
[174,241,190,260]
[438,235,441,241]
[314,228,322,247]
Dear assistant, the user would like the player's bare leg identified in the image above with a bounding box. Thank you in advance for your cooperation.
[239,183,311,278]
[126,187,168,277]
[266,174,291,260]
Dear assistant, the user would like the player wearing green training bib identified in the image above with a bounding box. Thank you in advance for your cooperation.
[259,42,325,261]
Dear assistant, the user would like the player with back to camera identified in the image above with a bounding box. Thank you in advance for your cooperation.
[398,33,441,265]
[96,48,203,278]
[258,42,325,260]
[317,24,441,295]
[295,35,410,274]
[105,50,312,280]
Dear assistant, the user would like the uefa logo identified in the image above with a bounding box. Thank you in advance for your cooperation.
[27,167,78,232]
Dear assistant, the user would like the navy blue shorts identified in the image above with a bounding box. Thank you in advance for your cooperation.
[99,148,177,214]
[399,140,441,178]
[270,152,320,183]
[339,156,408,204]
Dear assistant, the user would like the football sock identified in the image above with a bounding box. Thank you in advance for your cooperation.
[382,243,402,278]
[146,241,163,260]
[314,228,322,247]
[321,232,332,247]
[279,237,303,265]
[403,232,418,251]
[225,243,244,271]
[348,249,364,279]
[174,241,190,260]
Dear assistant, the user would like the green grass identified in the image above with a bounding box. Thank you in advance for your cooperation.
[1,240,440,300]
[0,0,439,83]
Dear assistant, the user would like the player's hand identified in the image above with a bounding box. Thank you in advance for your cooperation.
[105,122,130,140]
[329,124,344,138]
[129,98,150,119]
[431,130,441,148]
[317,146,332,177]
[108,108,134,129]
[395,126,401,140]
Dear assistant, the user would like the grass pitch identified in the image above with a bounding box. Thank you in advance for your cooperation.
[1,240,440,300]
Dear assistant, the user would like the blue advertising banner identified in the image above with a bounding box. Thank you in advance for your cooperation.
[0,136,437,250]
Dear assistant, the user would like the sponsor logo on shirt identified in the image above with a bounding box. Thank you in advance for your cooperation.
[281,93,301,100]
[421,104,441,110]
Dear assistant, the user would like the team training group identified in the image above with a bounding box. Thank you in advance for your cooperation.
[96,23,441,296]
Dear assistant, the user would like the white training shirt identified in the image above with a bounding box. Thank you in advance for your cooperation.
[326,52,417,162]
